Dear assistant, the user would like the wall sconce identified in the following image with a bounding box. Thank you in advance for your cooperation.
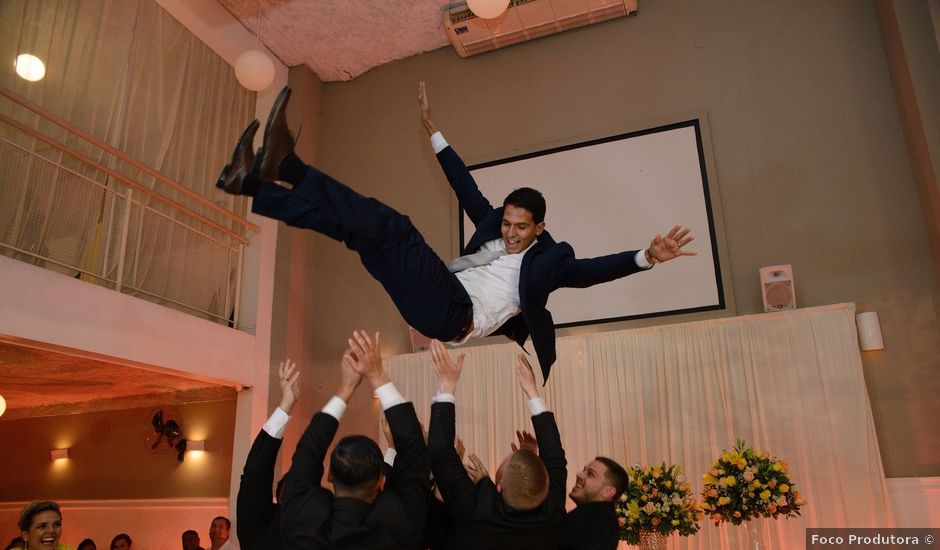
[187,440,206,452]
[856,311,885,351]
[0,394,6,417]
[50,448,70,461]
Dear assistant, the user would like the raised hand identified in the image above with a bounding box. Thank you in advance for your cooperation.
[418,81,439,136]
[646,224,696,264]
[429,339,465,395]
[510,430,539,454]
[338,350,363,402]
[464,453,490,484]
[515,354,539,400]
[347,330,390,388]
[277,358,301,414]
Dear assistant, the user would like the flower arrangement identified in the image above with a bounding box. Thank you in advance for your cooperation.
[701,439,806,525]
[615,462,703,544]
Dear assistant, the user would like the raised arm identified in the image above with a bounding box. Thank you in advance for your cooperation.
[280,352,362,549]
[517,355,567,512]
[419,81,494,224]
[237,360,299,548]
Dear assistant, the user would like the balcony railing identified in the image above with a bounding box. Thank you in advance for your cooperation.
[0,87,258,326]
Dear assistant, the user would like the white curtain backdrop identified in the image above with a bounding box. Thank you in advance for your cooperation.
[387,303,894,548]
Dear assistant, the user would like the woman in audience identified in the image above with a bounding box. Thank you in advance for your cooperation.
[108,535,131,550]
[76,540,96,550]
[18,500,71,549]
[3,537,25,550]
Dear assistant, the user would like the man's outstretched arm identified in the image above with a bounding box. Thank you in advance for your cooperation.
[419,81,493,225]
[557,225,697,289]
[237,359,299,548]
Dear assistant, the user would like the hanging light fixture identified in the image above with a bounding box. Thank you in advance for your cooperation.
[467,0,511,19]
[235,0,275,91]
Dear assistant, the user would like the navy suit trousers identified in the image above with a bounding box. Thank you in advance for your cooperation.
[251,166,472,341]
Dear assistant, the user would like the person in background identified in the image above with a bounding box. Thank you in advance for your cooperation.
[208,517,238,550]
[181,530,204,550]
[76,540,96,550]
[3,536,24,550]
[18,501,71,550]
[109,534,131,550]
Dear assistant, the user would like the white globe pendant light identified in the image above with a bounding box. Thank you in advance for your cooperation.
[235,49,275,91]
[467,0,511,19]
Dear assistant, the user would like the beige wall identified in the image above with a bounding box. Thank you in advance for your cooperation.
[282,0,939,477]
[0,400,236,501]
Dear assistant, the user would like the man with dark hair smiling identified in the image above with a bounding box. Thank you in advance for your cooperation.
[561,457,629,550]
[279,331,430,550]
[217,83,695,382]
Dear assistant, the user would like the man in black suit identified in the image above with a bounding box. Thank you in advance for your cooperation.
[235,358,300,550]
[279,331,430,550]
[217,83,695,381]
[425,340,567,549]
[560,457,629,550]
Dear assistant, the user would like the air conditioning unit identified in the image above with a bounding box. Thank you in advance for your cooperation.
[444,0,638,58]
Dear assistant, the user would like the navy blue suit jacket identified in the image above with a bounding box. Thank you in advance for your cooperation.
[436,146,648,381]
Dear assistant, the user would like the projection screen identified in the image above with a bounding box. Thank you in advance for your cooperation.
[462,119,724,327]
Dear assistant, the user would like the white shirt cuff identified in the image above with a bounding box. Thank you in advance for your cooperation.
[635,249,653,269]
[430,131,449,154]
[384,447,397,467]
[322,396,347,420]
[433,392,456,404]
[261,407,291,439]
[527,397,548,416]
[375,382,407,411]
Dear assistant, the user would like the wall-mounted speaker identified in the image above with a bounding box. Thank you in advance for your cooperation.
[759,265,796,312]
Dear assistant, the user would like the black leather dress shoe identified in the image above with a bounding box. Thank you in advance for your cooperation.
[216,119,260,195]
[255,86,295,181]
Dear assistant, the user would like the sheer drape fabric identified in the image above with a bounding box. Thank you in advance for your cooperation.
[1,0,254,318]
[388,304,893,548]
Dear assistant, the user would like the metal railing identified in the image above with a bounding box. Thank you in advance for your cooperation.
[0,87,257,325]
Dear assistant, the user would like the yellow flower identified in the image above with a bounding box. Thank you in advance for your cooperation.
[652,466,662,479]
[718,496,731,506]
[703,473,716,485]
[671,520,680,526]
[664,480,672,488]
[721,453,732,462]
[725,476,737,486]
[760,490,772,500]
[780,484,789,493]
[736,458,747,470]
[772,462,782,472]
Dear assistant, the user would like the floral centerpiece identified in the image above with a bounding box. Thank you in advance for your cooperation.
[615,462,703,545]
[701,439,806,525]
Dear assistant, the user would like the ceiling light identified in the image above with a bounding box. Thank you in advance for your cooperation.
[15,54,46,82]
[467,0,510,19]
[235,50,275,91]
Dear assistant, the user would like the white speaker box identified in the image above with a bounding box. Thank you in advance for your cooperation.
[759,265,796,312]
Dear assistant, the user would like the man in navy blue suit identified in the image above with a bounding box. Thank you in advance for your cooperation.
[217,82,695,381]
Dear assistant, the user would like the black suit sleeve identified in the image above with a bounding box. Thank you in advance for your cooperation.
[373,402,431,547]
[555,249,647,290]
[280,412,337,550]
[532,411,568,511]
[236,429,282,548]
[428,401,480,520]
[435,146,493,226]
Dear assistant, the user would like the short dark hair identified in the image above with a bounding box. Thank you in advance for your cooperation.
[18,501,60,532]
[500,450,549,511]
[181,530,198,538]
[77,539,97,550]
[595,456,629,499]
[211,516,231,529]
[110,533,131,548]
[503,187,546,224]
[330,435,383,494]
